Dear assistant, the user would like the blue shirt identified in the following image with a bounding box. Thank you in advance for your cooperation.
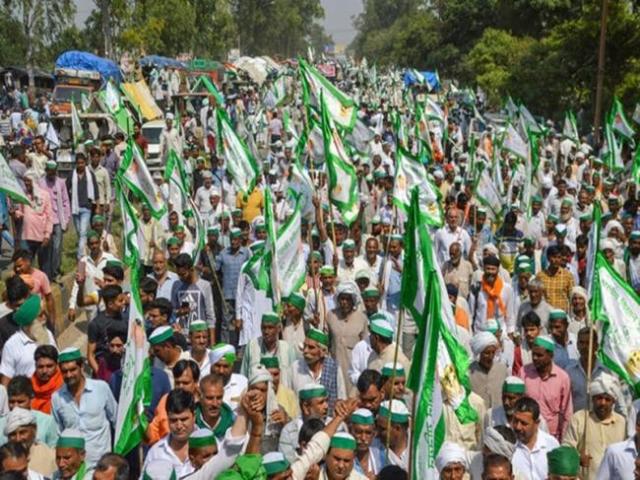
[216,247,251,299]
[52,378,117,468]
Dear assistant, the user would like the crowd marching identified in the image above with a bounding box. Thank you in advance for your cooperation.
[0,55,639,480]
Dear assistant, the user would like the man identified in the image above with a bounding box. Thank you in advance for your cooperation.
[375,400,409,470]
[159,113,182,162]
[337,240,368,283]
[143,390,197,477]
[516,278,552,331]
[0,294,55,385]
[88,148,110,216]
[28,135,52,178]
[442,242,474,298]
[563,374,626,479]
[66,154,98,259]
[171,254,215,341]
[469,255,516,334]
[240,312,297,388]
[547,446,581,480]
[349,408,385,477]
[626,230,640,294]
[188,428,218,471]
[38,160,70,280]
[149,250,178,301]
[547,310,578,369]
[210,343,247,412]
[31,345,63,415]
[469,332,508,408]
[12,171,53,261]
[359,238,383,282]
[149,326,190,388]
[68,231,117,322]
[260,357,298,420]
[511,397,559,480]
[537,245,575,312]
[0,375,58,447]
[51,348,117,468]
[53,428,90,479]
[96,329,125,383]
[520,335,573,441]
[0,276,31,353]
[282,293,306,347]
[290,328,347,413]
[3,406,56,477]
[435,442,468,480]
[279,383,329,463]
[480,453,514,480]
[13,249,55,324]
[93,453,130,480]
[86,285,126,375]
[194,171,215,217]
[434,207,472,266]
[216,229,250,345]
[598,411,640,479]
[187,320,212,375]
[356,370,384,415]
[484,376,541,432]
[322,432,367,480]
[196,374,235,440]
[366,319,410,374]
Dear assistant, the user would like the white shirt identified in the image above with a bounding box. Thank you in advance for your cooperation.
[512,430,559,480]
[143,435,194,478]
[468,281,517,334]
[0,329,56,378]
[224,373,248,413]
[597,436,637,480]
[290,359,347,401]
[434,226,472,266]
[337,256,369,283]
[348,339,372,386]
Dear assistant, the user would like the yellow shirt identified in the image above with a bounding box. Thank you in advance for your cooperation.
[236,188,263,222]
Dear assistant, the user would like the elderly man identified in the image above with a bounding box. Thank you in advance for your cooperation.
[435,442,468,480]
[520,335,573,442]
[512,397,559,480]
[563,373,626,479]
[337,240,368,283]
[366,318,410,374]
[210,343,248,413]
[3,406,56,477]
[290,328,347,413]
[375,399,410,470]
[469,332,509,409]
[349,408,386,477]
[53,428,90,480]
[443,242,474,298]
[434,207,472,266]
[240,312,297,388]
[516,278,553,330]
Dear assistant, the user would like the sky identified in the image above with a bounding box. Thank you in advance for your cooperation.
[74,0,362,47]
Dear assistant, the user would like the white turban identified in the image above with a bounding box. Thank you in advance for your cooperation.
[335,281,361,306]
[209,344,236,365]
[435,442,468,472]
[4,407,35,435]
[249,365,272,386]
[590,372,619,399]
[604,220,623,237]
[483,427,515,458]
[483,244,499,256]
[470,332,499,357]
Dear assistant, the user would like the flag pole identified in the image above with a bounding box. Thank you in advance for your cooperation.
[581,326,595,478]
[385,307,405,459]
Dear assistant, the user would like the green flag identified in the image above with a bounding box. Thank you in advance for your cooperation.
[216,108,260,196]
[402,188,445,477]
[0,152,30,205]
[609,97,635,142]
[320,95,360,226]
[116,183,144,267]
[562,110,579,145]
[71,102,83,148]
[194,75,225,107]
[300,58,357,131]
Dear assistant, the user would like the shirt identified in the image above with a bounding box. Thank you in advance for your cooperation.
[0,329,56,378]
[16,187,54,242]
[563,410,627,480]
[512,430,560,480]
[290,359,347,401]
[51,378,117,468]
[442,258,474,298]
[565,361,610,412]
[216,247,251,299]
[469,361,509,409]
[553,332,579,369]
[170,278,216,331]
[537,268,575,311]
[90,165,111,205]
[39,176,71,228]
[520,363,573,441]
[236,188,263,222]
[143,435,194,478]
[224,373,248,413]
[597,436,638,480]
[434,226,472,266]
[149,271,178,300]
[0,409,59,447]
[349,339,372,386]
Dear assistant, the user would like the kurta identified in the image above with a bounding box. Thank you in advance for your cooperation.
[469,361,509,409]
[326,309,368,392]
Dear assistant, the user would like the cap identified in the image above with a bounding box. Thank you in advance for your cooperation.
[381,362,405,378]
[379,399,410,424]
[261,312,280,325]
[549,310,568,321]
[361,286,380,299]
[502,376,526,394]
[149,325,174,345]
[299,383,327,401]
[350,408,375,425]
[533,335,555,353]
[342,239,356,250]
[369,319,393,340]
[58,347,82,364]
[306,327,329,347]
[57,428,85,450]
[260,356,280,369]
[188,428,217,449]
[210,343,237,365]
[286,292,306,311]
[329,432,357,450]
[319,265,335,276]
[189,320,208,333]
[547,446,580,477]
[262,452,290,476]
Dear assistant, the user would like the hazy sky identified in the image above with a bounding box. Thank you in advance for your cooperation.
[74,0,362,47]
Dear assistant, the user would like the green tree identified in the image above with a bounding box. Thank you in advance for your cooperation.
[0,16,28,66]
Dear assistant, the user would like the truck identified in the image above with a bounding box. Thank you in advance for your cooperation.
[49,68,102,115]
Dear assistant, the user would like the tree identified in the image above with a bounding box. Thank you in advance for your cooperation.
[0,16,28,66]
[191,0,237,59]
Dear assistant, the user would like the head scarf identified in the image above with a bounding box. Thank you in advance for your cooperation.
[435,442,468,472]
[335,281,361,307]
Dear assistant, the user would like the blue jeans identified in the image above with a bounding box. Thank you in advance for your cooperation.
[72,208,91,259]
[39,223,62,279]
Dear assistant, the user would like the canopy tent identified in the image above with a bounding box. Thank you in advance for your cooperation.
[403,69,440,91]
[55,51,122,84]
[139,55,186,69]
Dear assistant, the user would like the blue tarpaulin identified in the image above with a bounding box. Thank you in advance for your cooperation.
[139,55,186,69]
[55,51,122,83]
[403,69,440,91]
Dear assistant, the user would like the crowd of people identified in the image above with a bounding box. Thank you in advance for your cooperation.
[0,56,638,480]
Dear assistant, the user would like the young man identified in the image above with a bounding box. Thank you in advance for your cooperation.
[375,400,409,470]
[31,345,63,415]
[66,154,98,259]
[86,285,126,375]
[149,326,190,388]
[210,343,247,413]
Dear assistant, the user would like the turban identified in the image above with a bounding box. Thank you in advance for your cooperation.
[590,372,618,399]
[483,427,515,458]
[248,366,272,386]
[470,332,499,357]
[3,407,35,435]
[335,281,361,306]
[210,343,237,365]
[547,446,580,477]
[435,442,468,472]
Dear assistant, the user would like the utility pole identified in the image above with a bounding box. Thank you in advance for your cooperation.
[100,0,113,59]
[593,0,608,145]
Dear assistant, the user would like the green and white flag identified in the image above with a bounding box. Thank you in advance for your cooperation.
[116,184,145,267]
[300,58,357,131]
[586,202,602,298]
[518,103,544,135]
[258,187,280,303]
[114,266,152,455]
[562,110,579,145]
[502,124,529,160]
[117,143,166,219]
[633,103,640,126]
[321,95,360,226]
[104,81,122,114]
[425,98,445,126]
[591,252,640,396]
[194,75,225,107]
[603,120,624,171]
[475,164,503,219]
[610,97,635,142]
[288,160,315,220]
[392,146,443,227]
[80,92,92,112]
[71,102,83,148]
[0,152,30,205]
[402,189,444,478]
[216,108,260,196]
[270,75,288,107]
[272,193,306,299]
[185,195,206,263]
